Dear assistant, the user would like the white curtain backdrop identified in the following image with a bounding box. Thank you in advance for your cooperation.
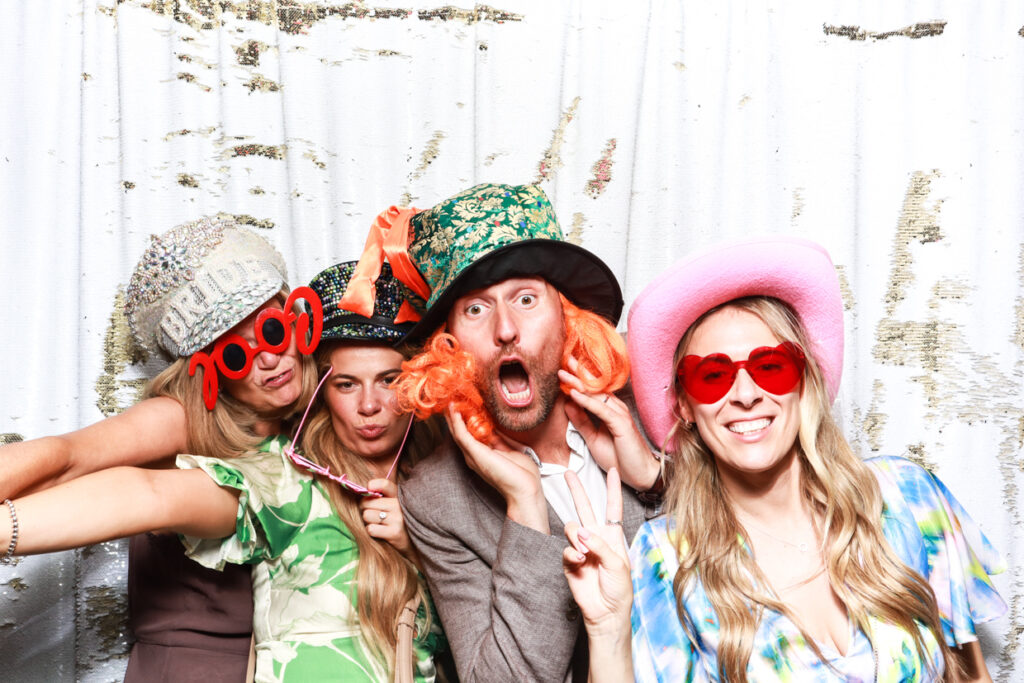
[1,2,1022,680]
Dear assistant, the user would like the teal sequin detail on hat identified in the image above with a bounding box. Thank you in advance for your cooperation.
[308,261,421,342]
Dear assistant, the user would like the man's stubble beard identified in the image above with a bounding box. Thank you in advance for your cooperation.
[476,330,565,434]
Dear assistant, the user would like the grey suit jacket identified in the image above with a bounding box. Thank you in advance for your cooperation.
[400,439,660,683]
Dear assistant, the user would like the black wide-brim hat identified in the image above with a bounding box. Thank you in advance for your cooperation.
[401,183,623,341]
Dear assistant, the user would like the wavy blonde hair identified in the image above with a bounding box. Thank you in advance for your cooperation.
[297,340,441,675]
[144,288,320,459]
[663,296,956,681]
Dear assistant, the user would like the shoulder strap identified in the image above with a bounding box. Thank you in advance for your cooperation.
[394,595,422,683]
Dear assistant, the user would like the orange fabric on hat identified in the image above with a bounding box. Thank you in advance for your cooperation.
[339,207,430,320]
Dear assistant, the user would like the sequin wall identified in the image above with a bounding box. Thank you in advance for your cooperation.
[1,1,1022,680]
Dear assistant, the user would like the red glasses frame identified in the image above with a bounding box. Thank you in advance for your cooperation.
[677,342,806,404]
[189,286,324,410]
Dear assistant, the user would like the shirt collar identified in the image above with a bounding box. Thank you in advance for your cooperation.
[522,422,588,475]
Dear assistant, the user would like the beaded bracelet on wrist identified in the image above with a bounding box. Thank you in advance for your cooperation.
[637,460,667,505]
[1,498,20,566]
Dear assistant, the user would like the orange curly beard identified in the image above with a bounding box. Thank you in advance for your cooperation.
[393,294,629,443]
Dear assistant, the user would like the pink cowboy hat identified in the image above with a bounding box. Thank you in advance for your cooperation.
[627,235,844,453]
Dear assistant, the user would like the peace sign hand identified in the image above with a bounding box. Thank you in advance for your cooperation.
[562,467,633,637]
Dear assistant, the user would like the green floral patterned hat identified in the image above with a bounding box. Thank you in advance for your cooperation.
[308,261,419,344]
[388,183,623,339]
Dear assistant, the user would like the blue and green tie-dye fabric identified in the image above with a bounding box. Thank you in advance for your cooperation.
[177,435,445,683]
[629,456,1006,682]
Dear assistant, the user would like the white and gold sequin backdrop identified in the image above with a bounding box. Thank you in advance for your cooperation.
[1,1,1022,680]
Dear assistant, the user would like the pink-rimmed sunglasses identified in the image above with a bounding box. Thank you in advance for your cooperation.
[284,367,412,498]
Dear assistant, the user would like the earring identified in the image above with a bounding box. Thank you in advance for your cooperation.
[685,421,696,431]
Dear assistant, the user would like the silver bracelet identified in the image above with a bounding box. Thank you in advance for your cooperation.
[1,498,19,565]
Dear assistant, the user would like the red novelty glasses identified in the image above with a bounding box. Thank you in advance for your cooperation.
[189,286,324,410]
[677,342,806,404]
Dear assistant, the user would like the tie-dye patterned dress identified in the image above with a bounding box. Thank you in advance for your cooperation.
[176,435,446,683]
[630,456,1006,682]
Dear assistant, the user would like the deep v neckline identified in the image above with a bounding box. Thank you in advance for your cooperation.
[763,579,855,658]
[738,533,853,658]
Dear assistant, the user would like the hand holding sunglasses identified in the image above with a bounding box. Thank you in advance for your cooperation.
[678,342,806,404]
[189,286,324,410]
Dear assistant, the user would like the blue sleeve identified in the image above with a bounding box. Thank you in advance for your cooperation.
[629,520,701,682]
[869,456,1007,646]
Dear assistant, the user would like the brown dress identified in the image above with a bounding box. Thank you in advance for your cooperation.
[123,532,253,682]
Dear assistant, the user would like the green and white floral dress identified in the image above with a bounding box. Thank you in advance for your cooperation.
[177,435,445,683]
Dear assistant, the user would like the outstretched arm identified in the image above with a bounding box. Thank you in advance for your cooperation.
[0,397,188,499]
[0,465,238,556]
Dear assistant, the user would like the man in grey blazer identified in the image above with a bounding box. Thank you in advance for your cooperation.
[343,183,664,681]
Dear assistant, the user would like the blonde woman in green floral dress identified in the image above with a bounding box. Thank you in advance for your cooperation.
[177,261,449,682]
[0,261,448,682]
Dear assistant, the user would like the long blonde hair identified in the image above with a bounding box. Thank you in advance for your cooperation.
[144,288,319,459]
[663,296,955,681]
[298,340,440,675]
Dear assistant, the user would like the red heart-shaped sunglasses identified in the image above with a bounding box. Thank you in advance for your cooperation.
[677,342,806,404]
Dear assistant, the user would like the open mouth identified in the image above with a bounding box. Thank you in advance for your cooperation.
[727,417,772,435]
[498,360,533,407]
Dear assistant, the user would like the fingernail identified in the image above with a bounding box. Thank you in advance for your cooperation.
[578,528,590,540]
[576,552,585,561]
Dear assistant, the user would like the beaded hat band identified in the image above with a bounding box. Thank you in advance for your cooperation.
[308,260,421,344]
[125,216,288,359]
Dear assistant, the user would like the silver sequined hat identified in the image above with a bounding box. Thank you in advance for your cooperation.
[124,216,288,359]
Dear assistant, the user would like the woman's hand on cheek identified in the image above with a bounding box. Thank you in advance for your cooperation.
[360,479,416,561]
[445,406,549,534]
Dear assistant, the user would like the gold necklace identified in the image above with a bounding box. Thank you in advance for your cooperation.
[737,515,823,554]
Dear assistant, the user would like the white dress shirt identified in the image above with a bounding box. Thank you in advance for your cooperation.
[523,423,609,526]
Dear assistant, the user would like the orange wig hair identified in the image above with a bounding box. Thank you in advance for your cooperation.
[394,294,629,442]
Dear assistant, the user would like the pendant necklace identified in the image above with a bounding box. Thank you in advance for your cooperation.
[737,514,827,593]
[738,515,823,554]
